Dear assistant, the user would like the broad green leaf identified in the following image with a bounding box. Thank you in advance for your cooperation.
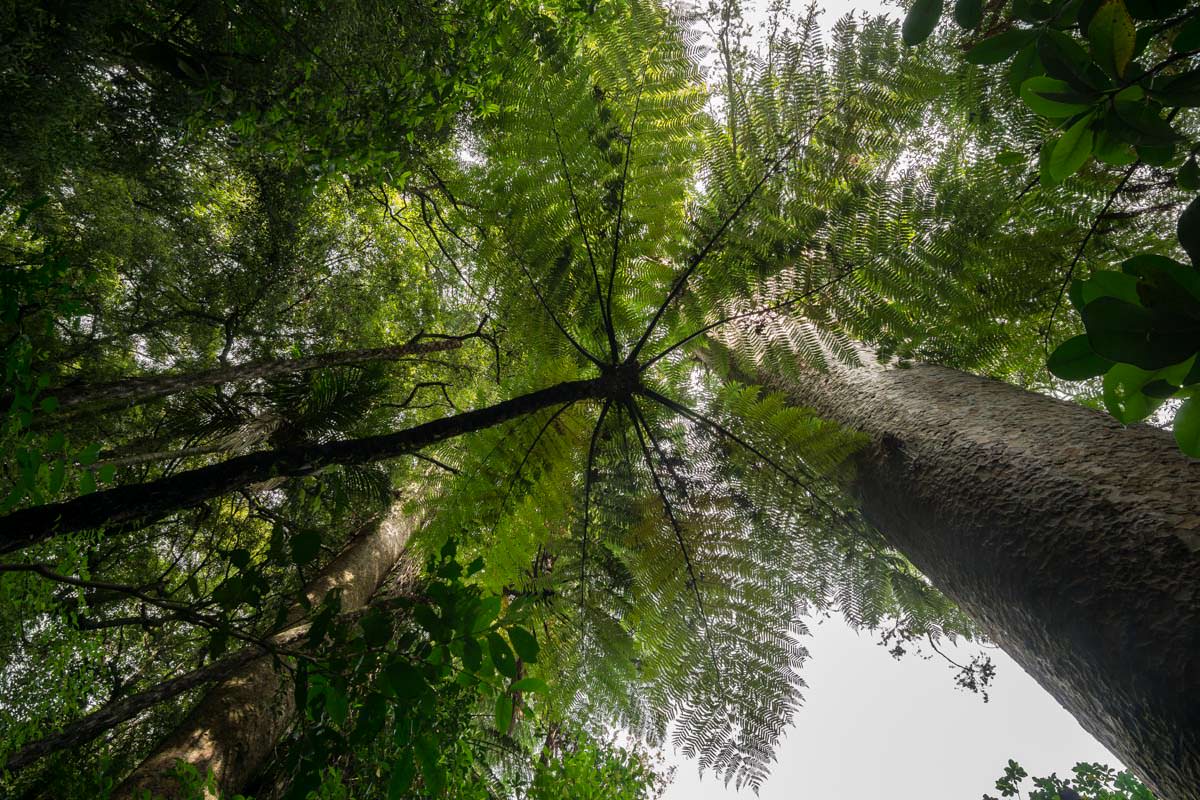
[324,685,349,726]
[1084,297,1199,369]
[1174,396,1200,456]
[966,29,1038,64]
[1008,43,1044,95]
[1049,114,1095,180]
[1093,129,1138,165]
[1115,100,1178,144]
[290,530,322,565]
[473,595,502,631]
[1125,0,1186,20]
[510,676,549,693]
[954,0,984,29]
[903,0,944,45]
[1180,195,1200,265]
[1078,270,1142,305]
[1048,335,1113,379]
[1178,157,1200,191]
[494,693,514,734]
[1038,30,1108,91]
[387,754,415,800]
[1102,363,1164,422]
[1021,76,1094,117]
[1174,16,1200,53]
[79,470,96,495]
[487,631,517,678]
[463,635,483,671]
[383,660,425,700]
[507,625,540,663]
[1087,0,1136,77]
[97,463,116,483]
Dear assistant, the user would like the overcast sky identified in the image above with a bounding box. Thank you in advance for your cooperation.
[661,1,1121,797]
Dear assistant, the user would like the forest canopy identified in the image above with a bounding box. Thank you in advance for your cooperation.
[0,0,1195,798]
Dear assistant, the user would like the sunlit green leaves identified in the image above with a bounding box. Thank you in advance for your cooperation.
[1087,0,1136,77]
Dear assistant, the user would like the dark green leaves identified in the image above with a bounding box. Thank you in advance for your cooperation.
[968,29,1040,64]
[1048,334,1113,378]
[507,625,540,663]
[955,0,984,29]
[903,0,945,45]
[290,530,322,565]
[1180,196,1200,264]
[487,631,517,677]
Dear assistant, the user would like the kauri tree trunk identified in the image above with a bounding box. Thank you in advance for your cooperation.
[748,353,1200,800]
[113,502,424,800]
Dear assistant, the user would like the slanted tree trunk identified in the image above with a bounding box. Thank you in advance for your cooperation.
[0,376,601,553]
[19,336,467,418]
[743,351,1200,800]
[113,501,425,800]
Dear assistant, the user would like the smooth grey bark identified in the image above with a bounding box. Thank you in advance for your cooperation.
[113,502,424,800]
[26,337,466,418]
[742,351,1200,800]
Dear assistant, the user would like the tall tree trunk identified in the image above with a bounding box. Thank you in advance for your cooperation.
[18,337,468,419]
[112,501,424,800]
[741,351,1200,800]
[0,377,601,553]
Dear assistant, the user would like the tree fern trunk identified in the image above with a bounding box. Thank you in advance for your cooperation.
[113,502,424,800]
[753,355,1200,800]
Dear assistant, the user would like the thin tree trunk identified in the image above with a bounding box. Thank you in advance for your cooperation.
[742,351,1200,800]
[0,377,601,554]
[19,336,468,418]
[112,502,425,800]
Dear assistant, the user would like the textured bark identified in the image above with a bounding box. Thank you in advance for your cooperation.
[751,354,1200,800]
[0,377,600,553]
[113,503,424,800]
[15,337,465,418]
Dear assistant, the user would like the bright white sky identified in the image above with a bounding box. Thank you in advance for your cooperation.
[662,1,1122,797]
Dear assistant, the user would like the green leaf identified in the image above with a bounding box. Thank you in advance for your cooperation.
[1008,43,1044,96]
[1087,0,1136,77]
[79,470,96,495]
[1078,270,1142,305]
[387,754,415,800]
[383,660,426,700]
[1038,30,1108,91]
[494,693,514,734]
[324,685,349,726]
[903,0,944,45]
[954,0,984,28]
[1048,335,1113,379]
[1021,76,1094,118]
[1180,195,1200,265]
[1102,363,1164,422]
[230,548,252,570]
[510,676,548,693]
[463,635,483,671]
[966,29,1039,64]
[1174,16,1200,52]
[1093,128,1138,165]
[97,463,116,483]
[1178,158,1200,191]
[487,631,517,678]
[290,530,322,565]
[1084,297,1200,369]
[360,608,392,648]
[39,396,58,413]
[473,595,502,631]
[1050,114,1095,180]
[1125,0,1186,20]
[1174,396,1200,456]
[507,625,540,663]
